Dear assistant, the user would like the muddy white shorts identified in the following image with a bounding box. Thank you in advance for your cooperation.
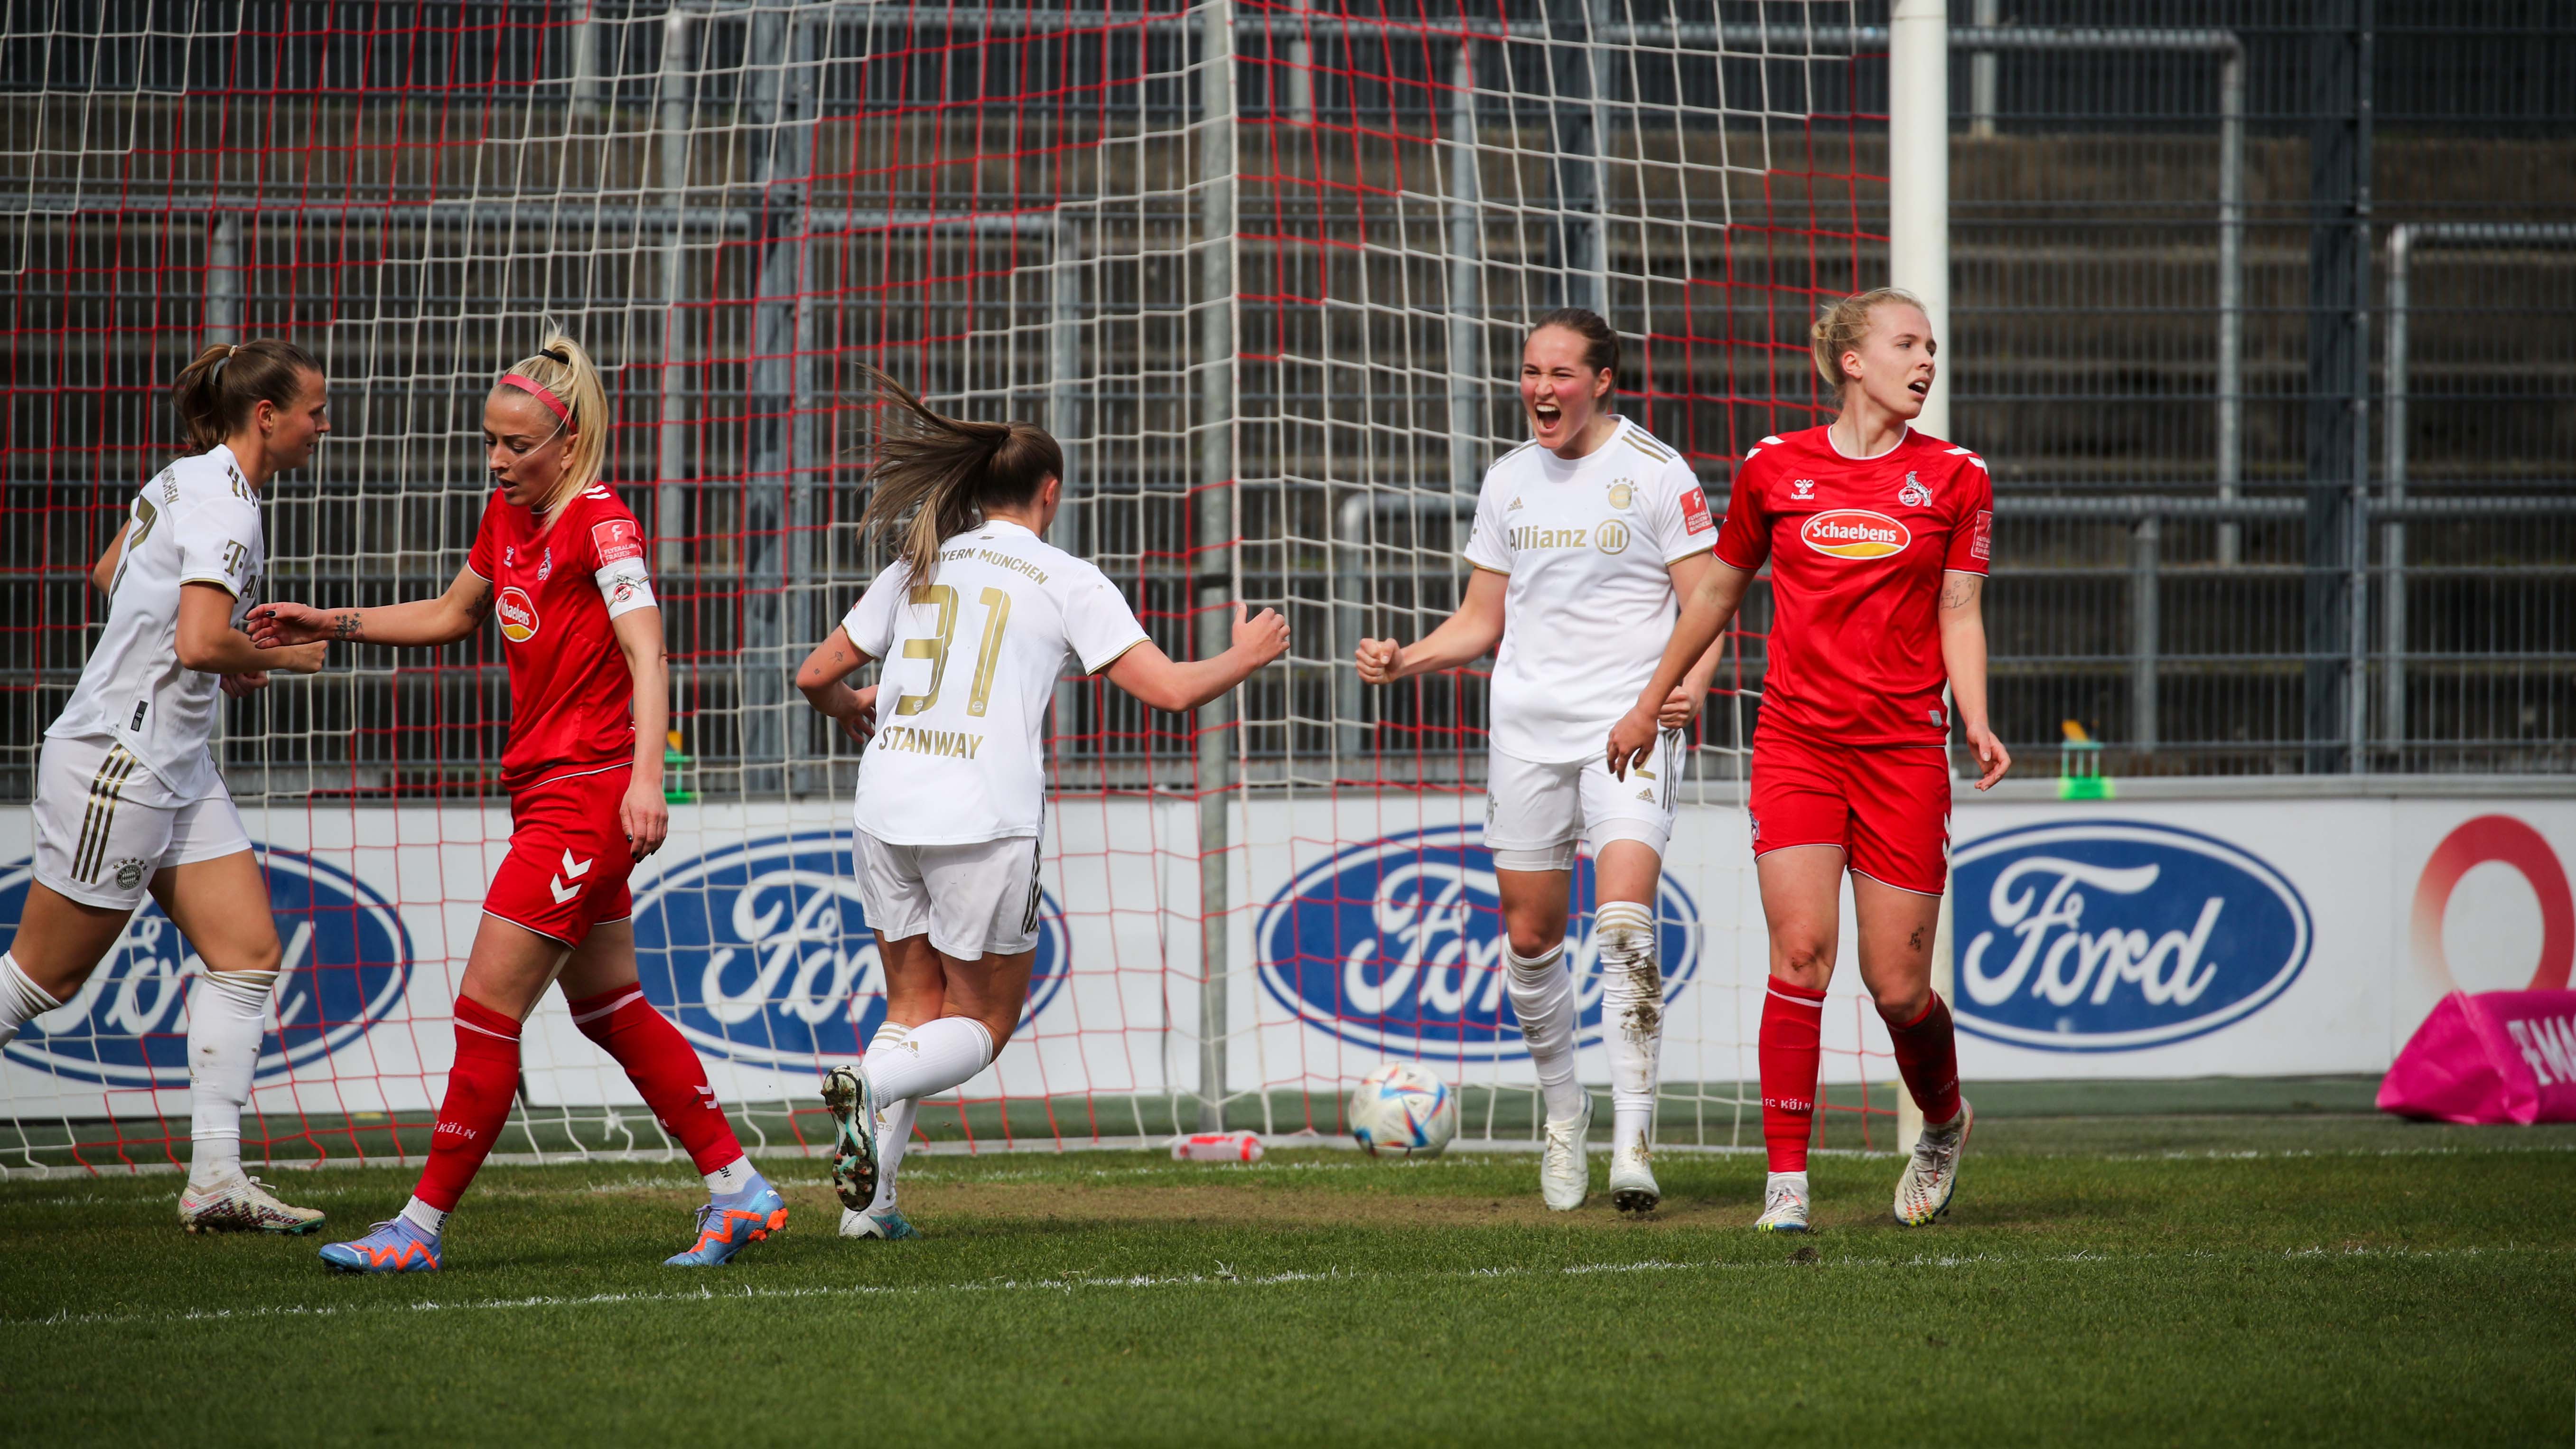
[31,734,251,909]
[854,828,1045,960]
[1482,729,1686,872]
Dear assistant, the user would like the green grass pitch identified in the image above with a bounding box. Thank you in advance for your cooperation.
[6,1114,2573,1447]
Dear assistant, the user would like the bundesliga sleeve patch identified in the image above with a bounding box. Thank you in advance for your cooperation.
[591,516,645,567]
[1681,486,1714,534]
[1970,509,1993,561]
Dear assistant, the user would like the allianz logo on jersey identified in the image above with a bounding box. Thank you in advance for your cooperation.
[0,851,412,1087]
[1255,827,1699,1061]
[629,831,1067,1071]
[1951,821,2312,1052]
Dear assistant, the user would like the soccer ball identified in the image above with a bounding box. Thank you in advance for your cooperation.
[1348,1062,1459,1158]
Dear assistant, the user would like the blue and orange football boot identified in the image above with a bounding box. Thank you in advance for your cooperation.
[663,1175,788,1267]
[318,1216,442,1273]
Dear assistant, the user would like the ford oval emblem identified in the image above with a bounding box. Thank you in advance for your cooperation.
[1951,820,2312,1052]
[629,830,1068,1071]
[0,849,413,1087]
[1254,826,1699,1061]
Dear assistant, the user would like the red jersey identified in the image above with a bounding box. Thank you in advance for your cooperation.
[465,483,658,793]
[1714,425,1993,747]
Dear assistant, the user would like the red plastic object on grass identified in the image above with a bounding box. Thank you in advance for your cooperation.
[2378,990,2576,1125]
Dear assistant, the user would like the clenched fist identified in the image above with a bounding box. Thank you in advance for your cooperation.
[1354,637,1404,685]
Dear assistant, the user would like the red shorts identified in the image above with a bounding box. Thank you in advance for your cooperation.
[1748,729,1953,896]
[483,766,638,946]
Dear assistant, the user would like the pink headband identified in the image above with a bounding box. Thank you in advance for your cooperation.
[499,372,571,425]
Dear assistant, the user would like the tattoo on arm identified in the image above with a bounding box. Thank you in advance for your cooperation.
[332,611,364,641]
[465,581,495,625]
[1939,575,1979,610]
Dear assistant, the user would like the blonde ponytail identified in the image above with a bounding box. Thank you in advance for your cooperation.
[496,331,611,508]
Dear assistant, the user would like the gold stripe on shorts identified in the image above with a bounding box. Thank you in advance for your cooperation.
[73,746,142,884]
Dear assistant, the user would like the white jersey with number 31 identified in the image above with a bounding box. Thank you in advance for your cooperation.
[48,443,266,802]
[844,519,1149,845]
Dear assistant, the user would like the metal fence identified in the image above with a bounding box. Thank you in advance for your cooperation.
[1,0,2569,798]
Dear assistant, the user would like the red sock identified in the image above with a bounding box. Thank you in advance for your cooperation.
[569,985,743,1176]
[1760,977,1828,1173]
[412,996,523,1213]
[1883,991,1963,1126]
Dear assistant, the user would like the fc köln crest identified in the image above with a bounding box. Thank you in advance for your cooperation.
[1899,472,1932,507]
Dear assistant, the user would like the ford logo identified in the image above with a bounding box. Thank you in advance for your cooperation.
[630,830,1068,1071]
[1255,827,1699,1061]
[1952,820,2312,1052]
[0,849,413,1087]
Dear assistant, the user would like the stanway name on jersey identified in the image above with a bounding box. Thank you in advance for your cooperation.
[875,724,986,759]
[1801,509,1912,559]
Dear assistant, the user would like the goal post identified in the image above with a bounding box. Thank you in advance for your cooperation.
[1887,0,1952,1157]
[0,0,1906,1173]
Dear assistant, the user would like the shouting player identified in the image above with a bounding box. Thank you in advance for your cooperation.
[1355,309,1730,1214]
[0,340,331,1232]
[251,335,784,1271]
[798,366,1289,1241]
[1709,288,2009,1232]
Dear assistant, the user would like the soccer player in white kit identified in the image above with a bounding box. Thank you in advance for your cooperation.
[0,339,333,1231]
[797,367,1290,1239]
[1356,310,1730,1213]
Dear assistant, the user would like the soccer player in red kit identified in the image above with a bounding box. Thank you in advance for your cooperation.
[250,336,782,1271]
[1614,288,2009,1232]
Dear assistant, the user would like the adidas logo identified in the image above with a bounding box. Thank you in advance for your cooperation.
[1508,496,1524,512]
[1635,788,1654,803]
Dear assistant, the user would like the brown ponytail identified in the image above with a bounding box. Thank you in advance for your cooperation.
[170,338,323,453]
[852,364,1064,585]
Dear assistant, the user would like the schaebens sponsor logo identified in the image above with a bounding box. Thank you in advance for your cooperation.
[1801,508,1910,559]
[0,850,412,1087]
[630,831,1067,1070]
[1952,820,2311,1052]
[496,586,539,643]
[1255,827,1699,1060]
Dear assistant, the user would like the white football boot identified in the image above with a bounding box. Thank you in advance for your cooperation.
[1607,1135,1660,1214]
[1893,1098,1974,1226]
[1753,1171,1811,1234]
[1539,1095,1592,1211]
[179,1167,326,1235]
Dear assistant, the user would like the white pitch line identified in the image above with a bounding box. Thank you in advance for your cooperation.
[11,1244,2556,1333]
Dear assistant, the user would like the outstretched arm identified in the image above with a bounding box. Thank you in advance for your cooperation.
[1105,604,1291,713]
[177,584,326,677]
[1353,567,1507,685]
[1939,570,2011,790]
[1607,553,1754,777]
[794,625,881,749]
[245,562,495,650]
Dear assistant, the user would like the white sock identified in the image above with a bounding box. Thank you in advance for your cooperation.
[862,1016,994,1105]
[1504,942,1584,1122]
[187,968,277,1187]
[0,952,63,1049]
[704,1155,756,1197]
[1767,1169,1810,1199]
[1594,901,1662,1155]
[866,1022,919,1215]
[399,1196,448,1236]
[871,1094,920,1214]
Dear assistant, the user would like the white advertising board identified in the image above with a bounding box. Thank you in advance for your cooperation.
[4,786,2571,1121]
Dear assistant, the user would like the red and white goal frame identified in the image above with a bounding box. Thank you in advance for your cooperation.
[0,0,1934,1174]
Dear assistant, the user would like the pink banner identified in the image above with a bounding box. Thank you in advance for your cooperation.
[2379,990,2576,1124]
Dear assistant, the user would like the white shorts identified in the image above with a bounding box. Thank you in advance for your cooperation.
[31,734,251,909]
[1483,730,1686,872]
[854,829,1045,960]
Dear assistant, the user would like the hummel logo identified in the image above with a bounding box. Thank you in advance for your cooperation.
[549,850,594,904]
[1791,478,1817,501]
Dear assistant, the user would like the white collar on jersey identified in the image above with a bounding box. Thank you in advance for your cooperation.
[976,517,1038,539]
[1823,420,1913,462]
